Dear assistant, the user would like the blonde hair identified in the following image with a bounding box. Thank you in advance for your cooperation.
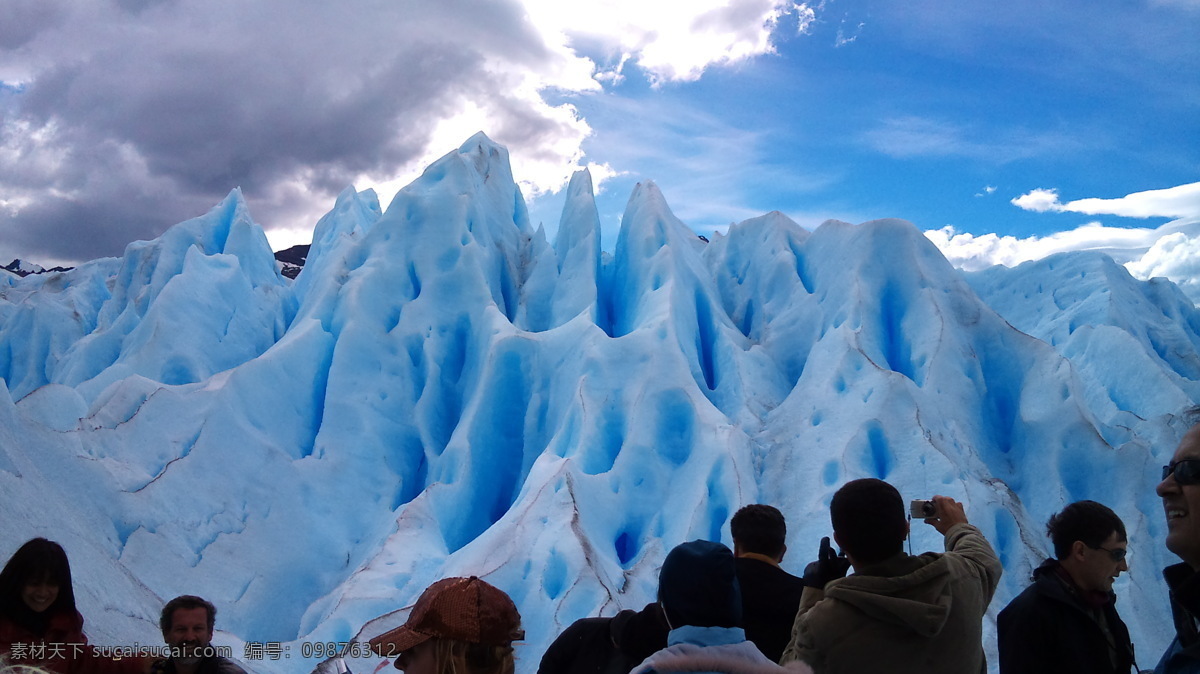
[0,655,55,674]
[429,638,515,674]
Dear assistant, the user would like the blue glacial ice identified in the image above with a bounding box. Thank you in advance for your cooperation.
[1,133,1197,673]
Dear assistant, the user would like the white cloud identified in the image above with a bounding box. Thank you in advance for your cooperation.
[835,21,865,47]
[982,183,1200,297]
[263,224,317,256]
[925,216,1200,301]
[974,185,997,197]
[863,116,1084,163]
[1010,188,1062,212]
[520,0,812,85]
[1125,231,1200,298]
[360,97,595,212]
[584,162,625,194]
[1011,182,1200,219]
[795,3,819,34]
[925,221,1149,271]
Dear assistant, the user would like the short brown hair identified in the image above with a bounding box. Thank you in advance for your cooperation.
[160,595,216,638]
[730,505,787,558]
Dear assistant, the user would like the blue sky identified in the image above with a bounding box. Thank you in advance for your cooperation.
[529,0,1200,249]
[1,0,1198,293]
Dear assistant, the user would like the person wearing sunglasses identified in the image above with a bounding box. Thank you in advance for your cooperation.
[1155,418,1200,674]
[996,500,1134,674]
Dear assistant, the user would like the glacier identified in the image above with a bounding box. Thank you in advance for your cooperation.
[1,132,1197,673]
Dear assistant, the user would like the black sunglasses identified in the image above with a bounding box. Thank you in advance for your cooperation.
[1086,543,1127,562]
[1163,459,1200,485]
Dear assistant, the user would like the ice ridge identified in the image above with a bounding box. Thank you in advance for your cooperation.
[0,134,1196,673]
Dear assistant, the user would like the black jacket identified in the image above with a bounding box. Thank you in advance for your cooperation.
[997,559,1134,674]
[735,556,805,663]
[538,603,669,674]
[1157,562,1200,673]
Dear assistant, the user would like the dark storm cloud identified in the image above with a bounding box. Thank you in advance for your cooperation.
[0,0,66,50]
[0,0,577,264]
[1,189,213,263]
[23,46,482,192]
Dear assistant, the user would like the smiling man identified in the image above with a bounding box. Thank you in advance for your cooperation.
[997,500,1133,674]
[1155,417,1200,674]
[152,595,245,674]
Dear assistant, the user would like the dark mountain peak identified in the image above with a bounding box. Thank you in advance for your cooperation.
[274,244,310,279]
[4,259,74,277]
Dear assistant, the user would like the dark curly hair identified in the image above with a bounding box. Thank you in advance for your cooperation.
[1046,501,1126,560]
[159,595,217,639]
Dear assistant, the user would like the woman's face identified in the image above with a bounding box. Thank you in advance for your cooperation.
[395,640,438,674]
[21,577,59,613]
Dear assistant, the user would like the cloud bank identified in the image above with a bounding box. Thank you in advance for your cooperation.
[0,0,814,265]
[1011,182,1200,219]
[928,181,1200,300]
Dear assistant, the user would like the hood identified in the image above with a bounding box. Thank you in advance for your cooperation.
[1030,557,1060,581]
[658,540,743,629]
[823,553,953,637]
[633,637,809,674]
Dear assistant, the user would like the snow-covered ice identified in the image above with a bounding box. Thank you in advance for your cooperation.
[1,133,1197,673]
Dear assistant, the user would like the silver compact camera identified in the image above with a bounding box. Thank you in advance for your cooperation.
[910,499,936,518]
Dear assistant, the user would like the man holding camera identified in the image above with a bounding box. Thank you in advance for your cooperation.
[779,478,1002,673]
